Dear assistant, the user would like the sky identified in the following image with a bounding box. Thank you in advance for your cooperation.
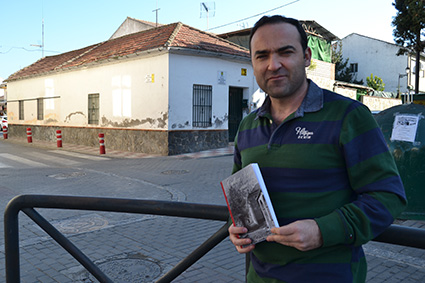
[0,0,398,80]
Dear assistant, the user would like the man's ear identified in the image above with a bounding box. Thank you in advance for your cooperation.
[304,47,312,67]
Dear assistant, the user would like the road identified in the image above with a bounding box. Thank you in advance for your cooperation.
[0,136,424,282]
[0,137,244,282]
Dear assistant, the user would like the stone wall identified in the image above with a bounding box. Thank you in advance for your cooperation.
[168,130,228,155]
[8,125,228,156]
[333,86,358,100]
[361,95,402,111]
[307,59,335,80]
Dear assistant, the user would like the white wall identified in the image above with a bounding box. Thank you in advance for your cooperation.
[341,34,409,93]
[407,55,425,93]
[8,51,258,131]
[7,53,170,129]
[168,53,255,130]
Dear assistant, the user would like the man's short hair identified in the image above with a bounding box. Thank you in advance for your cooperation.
[249,15,308,53]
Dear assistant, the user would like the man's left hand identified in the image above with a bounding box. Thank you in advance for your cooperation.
[266,219,323,251]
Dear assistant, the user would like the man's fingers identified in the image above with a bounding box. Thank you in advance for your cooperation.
[228,225,254,254]
[229,225,248,235]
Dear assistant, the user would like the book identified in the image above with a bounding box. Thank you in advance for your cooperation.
[220,163,279,246]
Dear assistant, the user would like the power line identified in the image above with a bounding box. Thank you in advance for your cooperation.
[206,0,301,31]
[0,46,59,55]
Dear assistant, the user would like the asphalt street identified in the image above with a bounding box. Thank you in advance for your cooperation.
[0,134,424,282]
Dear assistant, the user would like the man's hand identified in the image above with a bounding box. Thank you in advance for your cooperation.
[228,225,255,253]
[266,219,323,251]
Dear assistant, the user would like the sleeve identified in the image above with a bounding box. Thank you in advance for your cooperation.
[315,103,407,247]
[232,133,242,174]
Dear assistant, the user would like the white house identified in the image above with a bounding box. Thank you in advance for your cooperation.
[340,33,425,94]
[0,78,6,115]
[6,22,255,155]
[109,17,162,40]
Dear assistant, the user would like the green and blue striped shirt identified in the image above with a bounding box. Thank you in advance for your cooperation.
[233,80,407,283]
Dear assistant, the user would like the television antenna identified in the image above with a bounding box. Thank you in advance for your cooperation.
[152,0,160,27]
[30,0,45,57]
[200,2,215,30]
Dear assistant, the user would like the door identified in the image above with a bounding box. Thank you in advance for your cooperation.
[228,87,243,142]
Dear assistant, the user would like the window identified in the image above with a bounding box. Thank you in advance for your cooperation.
[19,100,24,120]
[350,63,358,73]
[193,84,212,127]
[88,93,99,125]
[37,98,44,120]
[411,61,424,77]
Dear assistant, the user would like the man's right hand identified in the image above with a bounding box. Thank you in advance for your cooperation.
[228,225,255,253]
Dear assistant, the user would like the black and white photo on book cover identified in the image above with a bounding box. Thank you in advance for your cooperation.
[221,163,279,246]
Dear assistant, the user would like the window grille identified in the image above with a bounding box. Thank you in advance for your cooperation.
[193,85,212,127]
[88,93,99,125]
[350,63,358,73]
[37,98,44,120]
[19,101,24,120]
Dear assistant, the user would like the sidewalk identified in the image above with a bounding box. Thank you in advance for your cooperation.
[1,135,235,159]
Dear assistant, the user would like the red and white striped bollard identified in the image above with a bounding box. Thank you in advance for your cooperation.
[56,130,62,148]
[2,126,7,139]
[3,126,7,140]
[99,133,106,154]
[27,128,32,143]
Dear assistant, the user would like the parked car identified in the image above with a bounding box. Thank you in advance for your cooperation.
[0,115,7,131]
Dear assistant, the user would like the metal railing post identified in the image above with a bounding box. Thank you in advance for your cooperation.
[22,208,113,283]
[4,197,21,283]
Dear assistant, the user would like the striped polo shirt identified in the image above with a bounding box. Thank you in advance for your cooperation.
[232,80,407,283]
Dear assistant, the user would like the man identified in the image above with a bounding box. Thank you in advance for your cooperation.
[228,15,407,282]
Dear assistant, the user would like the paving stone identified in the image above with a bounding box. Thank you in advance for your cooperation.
[1,141,425,282]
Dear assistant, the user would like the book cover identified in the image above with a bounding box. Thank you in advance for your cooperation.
[221,163,279,246]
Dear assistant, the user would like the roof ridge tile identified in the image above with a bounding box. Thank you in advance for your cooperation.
[165,22,183,47]
[54,42,105,70]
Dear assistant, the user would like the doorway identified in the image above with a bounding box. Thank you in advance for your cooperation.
[228,87,244,142]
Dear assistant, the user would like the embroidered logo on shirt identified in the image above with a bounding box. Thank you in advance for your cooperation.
[295,127,314,139]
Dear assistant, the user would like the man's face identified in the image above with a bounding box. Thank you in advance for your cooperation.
[250,22,311,99]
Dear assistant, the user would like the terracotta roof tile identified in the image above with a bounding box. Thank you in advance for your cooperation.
[7,22,249,81]
[7,45,97,81]
[171,24,249,57]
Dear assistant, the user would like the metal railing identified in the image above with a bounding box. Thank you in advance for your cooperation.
[4,195,229,283]
[4,194,425,282]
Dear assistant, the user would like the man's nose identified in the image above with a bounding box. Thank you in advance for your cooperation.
[267,54,281,71]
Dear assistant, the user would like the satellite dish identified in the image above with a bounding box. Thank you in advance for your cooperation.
[200,2,215,29]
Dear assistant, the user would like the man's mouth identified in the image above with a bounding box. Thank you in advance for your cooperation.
[267,74,287,82]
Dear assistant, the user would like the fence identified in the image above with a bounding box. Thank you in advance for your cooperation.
[4,194,425,282]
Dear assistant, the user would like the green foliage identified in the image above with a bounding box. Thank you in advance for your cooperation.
[392,0,425,94]
[366,74,385,91]
[332,41,353,82]
[332,41,364,85]
[335,58,354,83]
[392,0,425,54]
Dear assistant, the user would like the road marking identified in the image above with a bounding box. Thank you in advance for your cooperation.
[0,161,12,168]
[26,152,81,166]
[48,150,110,161]
[0,153,48,167]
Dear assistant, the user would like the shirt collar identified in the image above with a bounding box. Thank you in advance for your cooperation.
[256,79,324,119]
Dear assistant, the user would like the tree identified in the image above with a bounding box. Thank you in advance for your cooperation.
[392,0,425,94]
[332,41,364,84]
[366,74,385,91]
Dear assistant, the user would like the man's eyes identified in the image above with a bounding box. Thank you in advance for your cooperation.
[279,50,294,55]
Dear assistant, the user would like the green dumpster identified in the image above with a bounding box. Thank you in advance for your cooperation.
[375,103,425,220]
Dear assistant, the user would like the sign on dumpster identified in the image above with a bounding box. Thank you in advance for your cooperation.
[391,114,420,143]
